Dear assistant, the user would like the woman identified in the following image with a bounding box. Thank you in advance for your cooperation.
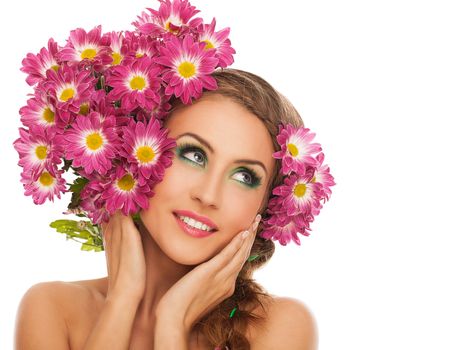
[14,69,318,349]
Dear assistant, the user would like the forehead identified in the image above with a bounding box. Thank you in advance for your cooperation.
[165,94,275,173]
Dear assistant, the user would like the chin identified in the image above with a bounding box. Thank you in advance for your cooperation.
[163,243,212,266]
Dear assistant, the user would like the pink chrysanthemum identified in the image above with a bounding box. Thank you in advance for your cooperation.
[101,164,154,216]
[130,89,173,123]
[59,112,120,176]
[13,125,63,180]
[41,64,95,116]
[121,32,160,64]
[20,167,67,205]
[120,117,176,185]
[198,18,235,68]
[19,94,57,129]
[101,31,125,66]
[150,89,172,120]
[83,92,120,124]
[260,215,312,246]
[159,35,218,104]
[273,124,323,176]
[79,175,111,225]
[21,38,60,86]
[270,172,322,217]
[312,152,336,202]
[57,26,112,67]
[107,56,162,112]
[133,0,203,36]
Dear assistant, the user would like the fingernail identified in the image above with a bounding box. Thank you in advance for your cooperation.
[242,230,250,239]
[255,214,261,222]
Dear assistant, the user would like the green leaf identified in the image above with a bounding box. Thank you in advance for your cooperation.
[50,219,103,252]
[67,177,89,210]
[69,177,88,193]
[95,74,105,90]
[81,237,102,252]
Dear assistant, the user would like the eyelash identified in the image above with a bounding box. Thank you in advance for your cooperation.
[175,142,262,188]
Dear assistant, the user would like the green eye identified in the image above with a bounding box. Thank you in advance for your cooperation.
[176,143,207,166]
[176,142,262,188]
[231,168,261,188]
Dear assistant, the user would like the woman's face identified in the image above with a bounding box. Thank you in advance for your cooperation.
[140,93,275,265]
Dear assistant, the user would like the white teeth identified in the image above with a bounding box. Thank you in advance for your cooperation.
[177,215,214,232]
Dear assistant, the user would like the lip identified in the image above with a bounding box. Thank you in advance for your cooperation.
[173,210,218,231]
[173,212,217,238]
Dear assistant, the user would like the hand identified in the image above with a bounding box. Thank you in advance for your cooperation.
[101,210,146,303]
[154,214,262,334]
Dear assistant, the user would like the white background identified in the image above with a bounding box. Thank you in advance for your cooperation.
[1,0,467,349]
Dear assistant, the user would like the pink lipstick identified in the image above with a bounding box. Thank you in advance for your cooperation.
[173,212,217,238]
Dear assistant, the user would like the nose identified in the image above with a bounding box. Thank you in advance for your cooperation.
[190,166,222,209]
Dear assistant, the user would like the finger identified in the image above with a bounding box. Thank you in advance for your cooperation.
[232,214,261,261]
[101,219,111,248]
[102,218,116,287]
[112,210,124,273]
[224,218,260,274]
[209,229,247,268]
[209,214,261,269]
[102,225,110,278]
[105,211,123,281]
[119,212,144,260]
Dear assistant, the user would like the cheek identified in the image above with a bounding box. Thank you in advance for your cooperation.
[140,163,188,228]
[222,187,262,235]
[153,161,192,201]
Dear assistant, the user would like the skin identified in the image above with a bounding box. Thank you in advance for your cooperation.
[14,93,318,350]
[104,93,276,347]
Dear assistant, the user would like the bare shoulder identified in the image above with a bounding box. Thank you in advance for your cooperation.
[55,277,108,320]
[16,279,102,323]
[14,281,73,349]
[15,278,107,350]
[249,296,318,350]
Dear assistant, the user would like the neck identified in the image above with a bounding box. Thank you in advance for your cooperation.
[131,219,195,330]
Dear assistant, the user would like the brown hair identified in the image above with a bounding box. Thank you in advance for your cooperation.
[167,68,304,349]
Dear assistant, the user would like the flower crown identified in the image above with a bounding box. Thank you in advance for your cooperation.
[13,0,334,250]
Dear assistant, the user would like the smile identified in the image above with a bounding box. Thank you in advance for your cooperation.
[173,213,217,238]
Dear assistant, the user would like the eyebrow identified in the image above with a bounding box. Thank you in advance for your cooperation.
[176,132,268,176]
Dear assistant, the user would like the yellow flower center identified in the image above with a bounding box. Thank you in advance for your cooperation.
[177,61,196,79]
[59,87,75,102]
[79,103,90,115]
[287,143,299,157]
[130,76,146,90]
[112,52,122,65]
[42,107,55,123]
[311,175,317,183]
[35,145,48,160]
[117,174,135,191]
[39,172,54,187]
[136,52,144,58]
[164,21,179,34]
[202,39,215,50]
[51,65,59,72]
[81,48,97,60]
[293,183,307,198]
[136,146,156,163]
[86,132,104,151]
